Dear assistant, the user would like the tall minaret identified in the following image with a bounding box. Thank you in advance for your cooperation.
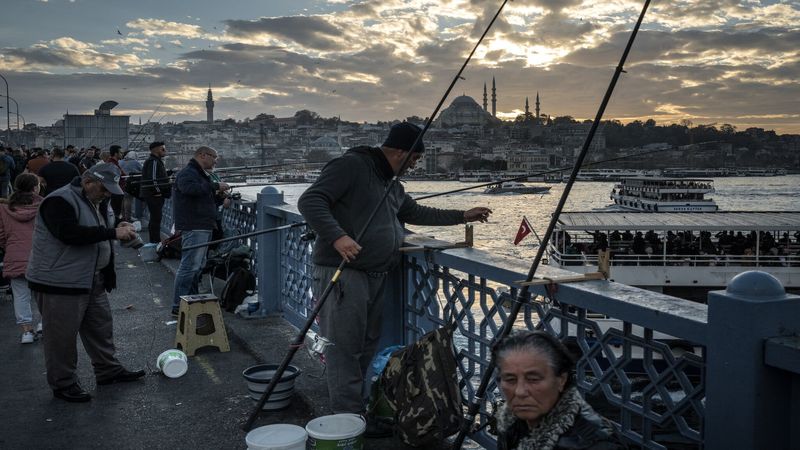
[491,76,497,118]
[483,83,488,111]
[206,85,215,124]
[525,97,530,116]
[535,92,541,121]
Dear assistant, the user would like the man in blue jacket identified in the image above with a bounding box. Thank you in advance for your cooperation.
[170,146,229,315]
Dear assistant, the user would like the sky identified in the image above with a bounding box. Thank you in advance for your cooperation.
[1,0,798,134]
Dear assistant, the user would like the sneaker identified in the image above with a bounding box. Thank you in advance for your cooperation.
[35,323,43,335]
[20,331,35,344]
[171,308,179,318]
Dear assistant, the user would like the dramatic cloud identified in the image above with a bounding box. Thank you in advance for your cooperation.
[2,0,798,133]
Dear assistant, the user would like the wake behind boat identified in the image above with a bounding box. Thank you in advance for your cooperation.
[483,181,551,195]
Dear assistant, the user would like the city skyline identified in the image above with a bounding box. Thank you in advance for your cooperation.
[1,0,798,134]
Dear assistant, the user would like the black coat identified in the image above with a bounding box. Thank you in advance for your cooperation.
[497,408,627,450]
[172,159,222,232]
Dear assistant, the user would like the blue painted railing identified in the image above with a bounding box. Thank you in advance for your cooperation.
[157,187,800,450]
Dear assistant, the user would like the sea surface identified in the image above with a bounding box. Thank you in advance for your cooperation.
[236,175,800,261]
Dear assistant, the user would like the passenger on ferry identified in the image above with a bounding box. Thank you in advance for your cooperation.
[632,232,647,255]
[26,164,144,402]
[494,330,626,450]
[298,122,491,424]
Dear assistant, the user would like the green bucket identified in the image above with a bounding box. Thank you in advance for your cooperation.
[305,414,365,450]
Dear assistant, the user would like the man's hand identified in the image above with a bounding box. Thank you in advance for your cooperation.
[218,182,230,192]
[115,223,137,241]
[333,235,362,263]
[464,207,493,223]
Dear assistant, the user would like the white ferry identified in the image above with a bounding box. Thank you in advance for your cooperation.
[245,174,276,185]
[483,181,551,195]
[458,171,493,182]
[574,168,658,181]
[547,211,800,299]
[610,177,718,212]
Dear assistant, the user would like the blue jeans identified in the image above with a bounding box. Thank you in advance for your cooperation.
[172,230,212,309]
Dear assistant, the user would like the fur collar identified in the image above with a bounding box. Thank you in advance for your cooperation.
[496,386,588,450]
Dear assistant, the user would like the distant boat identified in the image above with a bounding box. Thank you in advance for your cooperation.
[610,177,718,212]
[245,174,276,185]
[484,181,551,195]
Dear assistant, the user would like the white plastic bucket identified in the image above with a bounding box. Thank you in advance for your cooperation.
[245,424,307,450]
[305,414,366,450]
[140,243,158,262]
[156,349,188,378]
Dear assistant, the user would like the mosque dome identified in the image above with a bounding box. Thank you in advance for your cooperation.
[437,95,491,127]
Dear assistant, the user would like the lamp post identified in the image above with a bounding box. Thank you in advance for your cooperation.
[0,73,9,145]
[0,95,20,130]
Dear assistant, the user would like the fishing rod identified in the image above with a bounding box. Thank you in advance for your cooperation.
[179,145,673,251]
[128,99,168,151]
[242,0,511,432]
[451,0,651,447]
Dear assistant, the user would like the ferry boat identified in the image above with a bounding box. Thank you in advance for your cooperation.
[245,174,276,185]
[547,211,800,299]
[458,171,493,182]
[574,168,658,181]
[610,177,718,212]
[483,181,551,195]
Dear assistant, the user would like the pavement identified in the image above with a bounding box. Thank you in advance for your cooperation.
[0,244,433,449]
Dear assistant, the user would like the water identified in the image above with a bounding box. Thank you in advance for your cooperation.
[235,175,800,261]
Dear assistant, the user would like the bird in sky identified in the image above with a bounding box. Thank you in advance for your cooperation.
[117,29,123,36]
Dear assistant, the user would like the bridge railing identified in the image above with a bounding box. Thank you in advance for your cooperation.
[170,187,800,450]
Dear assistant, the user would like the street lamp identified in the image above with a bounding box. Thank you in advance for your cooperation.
[0,94,20,130]
[0,73,9,144]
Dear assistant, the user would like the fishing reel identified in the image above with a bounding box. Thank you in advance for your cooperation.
[300,230,316,242]
[305,330,334,363]
[229,192,242,201]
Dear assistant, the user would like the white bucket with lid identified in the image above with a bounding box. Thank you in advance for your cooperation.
[156,349,188,378]
[246,424,307,450]
[305,414,366,450]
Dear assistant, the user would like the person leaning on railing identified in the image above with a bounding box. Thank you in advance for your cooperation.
[494,330,627,450]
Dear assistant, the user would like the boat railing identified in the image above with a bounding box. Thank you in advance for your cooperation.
[153,188,800,450]
[551,249,800,268]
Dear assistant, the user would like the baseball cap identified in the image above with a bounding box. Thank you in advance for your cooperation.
[85,163,124,195]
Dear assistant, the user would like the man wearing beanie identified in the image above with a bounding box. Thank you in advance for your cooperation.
[298,122,491,432]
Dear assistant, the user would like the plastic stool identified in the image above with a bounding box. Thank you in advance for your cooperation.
[174,294,230,356]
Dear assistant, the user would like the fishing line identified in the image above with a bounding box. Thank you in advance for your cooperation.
[242,0,512,432]
[452,0,652,447]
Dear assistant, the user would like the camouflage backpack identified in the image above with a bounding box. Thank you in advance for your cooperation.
[380,325,463,447]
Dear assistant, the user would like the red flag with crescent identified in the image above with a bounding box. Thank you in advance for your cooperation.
[513,216,533,245]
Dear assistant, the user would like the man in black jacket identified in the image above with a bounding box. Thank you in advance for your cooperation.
[38,147,80,196]
[298,122,491,416]
[141,141,169,243]
[26,164,144,403]
[170,146,229,315]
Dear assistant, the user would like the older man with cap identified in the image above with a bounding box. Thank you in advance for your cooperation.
[26,163,144,403]
[298,122,492,424]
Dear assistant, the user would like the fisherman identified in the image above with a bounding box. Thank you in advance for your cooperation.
[298,122,492,425]
[26,164,144,402]
[141,141,169,243]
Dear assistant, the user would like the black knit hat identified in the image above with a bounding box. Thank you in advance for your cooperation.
[382,122,425,153]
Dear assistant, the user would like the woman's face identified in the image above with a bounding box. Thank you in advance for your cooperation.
[498,349,567,427]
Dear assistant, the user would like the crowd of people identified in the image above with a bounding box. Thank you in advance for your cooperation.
[560,228,800,266]
[0,141,234,404]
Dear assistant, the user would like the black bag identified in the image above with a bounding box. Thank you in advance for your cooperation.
[123,174,142,199]
[219,268,256,312]
[156,232,182,260]
[380,325,463,447]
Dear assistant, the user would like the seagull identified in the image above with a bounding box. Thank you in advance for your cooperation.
[117,29,123,36]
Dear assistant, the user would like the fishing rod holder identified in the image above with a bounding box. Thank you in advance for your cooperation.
[305,330,333,361]
[400,224,474,253]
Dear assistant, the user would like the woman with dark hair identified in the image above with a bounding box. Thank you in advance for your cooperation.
[493,330,625,450]
[0,173,44,344]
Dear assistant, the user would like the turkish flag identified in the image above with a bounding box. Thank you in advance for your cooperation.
[514,216,533,245]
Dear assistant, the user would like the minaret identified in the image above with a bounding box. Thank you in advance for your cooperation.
[491,76,497,118]
[206,85,214,124]
[535,92,541,121]
[525,97,530,116]
[483,83,488,111]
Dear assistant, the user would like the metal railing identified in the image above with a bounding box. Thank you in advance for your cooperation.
[155,187,800,450]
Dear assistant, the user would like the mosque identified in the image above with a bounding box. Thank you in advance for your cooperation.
[435,77,543,127]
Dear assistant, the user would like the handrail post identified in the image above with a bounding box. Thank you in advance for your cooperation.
[257,186,286,315]
[705,271,800,449]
